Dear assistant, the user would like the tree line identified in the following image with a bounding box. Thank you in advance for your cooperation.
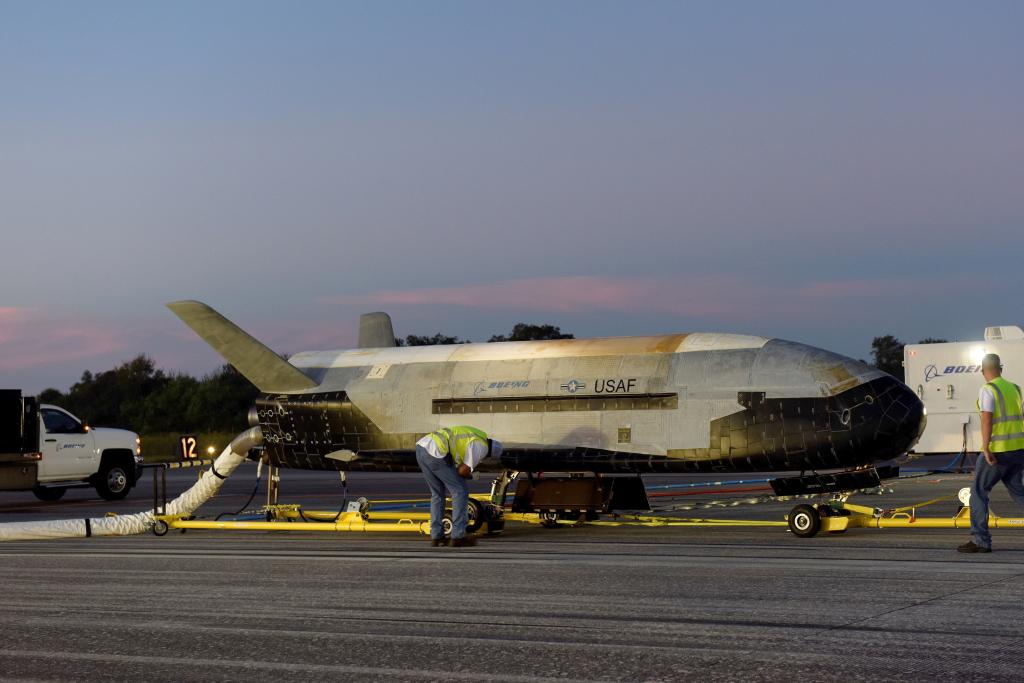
[36,325,934,434]
[869,335,947,380]
[397,323,573,346]
[39,356,259,435]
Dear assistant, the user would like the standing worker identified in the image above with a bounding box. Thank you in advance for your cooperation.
[959,354,1024,553]
[416,426,503,547]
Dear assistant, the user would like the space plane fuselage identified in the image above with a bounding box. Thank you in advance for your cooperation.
[245,329,925,475]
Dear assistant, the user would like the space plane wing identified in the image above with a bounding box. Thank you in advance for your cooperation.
[167,300,318,393]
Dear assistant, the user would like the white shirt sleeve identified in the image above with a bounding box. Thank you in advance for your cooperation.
[979,386,996,413]
[462,439,489,471]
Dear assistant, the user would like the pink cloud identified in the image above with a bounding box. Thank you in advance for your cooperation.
[333,277,659,313]
[249,319,359,354]
[323,274,977,323]
[0,308,127,371]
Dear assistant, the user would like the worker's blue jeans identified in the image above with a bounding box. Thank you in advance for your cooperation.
[416,445,469,540]
[971,449,1024,549]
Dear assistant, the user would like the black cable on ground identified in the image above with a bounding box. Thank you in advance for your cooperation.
[298,474,349,523]
[215,468,263,521]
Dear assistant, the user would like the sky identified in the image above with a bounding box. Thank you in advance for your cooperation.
[1,1,1022,393]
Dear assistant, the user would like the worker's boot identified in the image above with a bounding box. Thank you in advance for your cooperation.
[430,538,449,547]
[450,536,477,548]
[957,540,991,553]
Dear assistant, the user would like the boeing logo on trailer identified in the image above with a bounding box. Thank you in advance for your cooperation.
[924,364,982,383]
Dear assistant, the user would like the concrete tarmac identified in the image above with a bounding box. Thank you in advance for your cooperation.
[1,462,1023,681]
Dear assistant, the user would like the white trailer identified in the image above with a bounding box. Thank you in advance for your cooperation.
[904,325,1024,455]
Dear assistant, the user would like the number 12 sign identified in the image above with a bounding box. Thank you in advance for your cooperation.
[179,435,198,460]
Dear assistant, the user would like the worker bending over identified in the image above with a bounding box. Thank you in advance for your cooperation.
[416,426,503,547]
[960,354,1024,553]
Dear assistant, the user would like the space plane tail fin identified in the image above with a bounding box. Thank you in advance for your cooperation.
[166,300,318,394]
[358,312,396,349]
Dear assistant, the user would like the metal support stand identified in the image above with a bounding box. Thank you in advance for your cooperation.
[490,470,517,506]
[153,465,167,516]
[145,458,216,526]
[266,464,280,507]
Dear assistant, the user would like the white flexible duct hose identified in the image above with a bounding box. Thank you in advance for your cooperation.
[0,427,263,542]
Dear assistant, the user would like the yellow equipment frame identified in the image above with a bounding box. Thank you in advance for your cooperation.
[148,474,1024,539]
[155,510,430,535]
[793,495,1024,537]
[149,491,794,537]
[151,495,494,536]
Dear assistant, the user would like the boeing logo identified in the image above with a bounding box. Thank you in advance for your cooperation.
[924,364,982,383]
[474,380,530,396]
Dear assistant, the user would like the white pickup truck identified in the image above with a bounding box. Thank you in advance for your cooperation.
[0,391,143,501]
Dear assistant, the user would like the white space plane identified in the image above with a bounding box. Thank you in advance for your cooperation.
[169,301,925,512]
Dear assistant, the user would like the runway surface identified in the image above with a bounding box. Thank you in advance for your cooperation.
[1,462,1023,681]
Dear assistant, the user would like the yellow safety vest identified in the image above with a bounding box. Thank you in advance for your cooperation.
[427,426,489,466]
[979,377,1024,453]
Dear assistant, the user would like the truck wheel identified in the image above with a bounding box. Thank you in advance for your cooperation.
[96,462,131,501]
[540,511,560,528]
[443,500,485,533]
[466,499,485,533]
[32,486,67,502]
[788,504,821,538]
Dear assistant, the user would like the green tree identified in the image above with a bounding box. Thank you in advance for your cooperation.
[37,388,64,404]
[917,338,948,344]
[489,323,574,342]
[141,373,201,433]
[55,356,166,429]
[185,365,260,432]
[37,356,257,435]
[396,333,471,346]
[870,335,905,380]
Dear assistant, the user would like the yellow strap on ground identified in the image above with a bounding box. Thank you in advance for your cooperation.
[890,493,958,514]
[582,519,788,528]
[501,512,787,527]
[359,494,490,505]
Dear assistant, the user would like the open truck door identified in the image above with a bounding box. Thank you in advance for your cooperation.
[0,390,41,490]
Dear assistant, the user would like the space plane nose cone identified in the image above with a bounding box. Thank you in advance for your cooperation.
[850,373,926,462]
